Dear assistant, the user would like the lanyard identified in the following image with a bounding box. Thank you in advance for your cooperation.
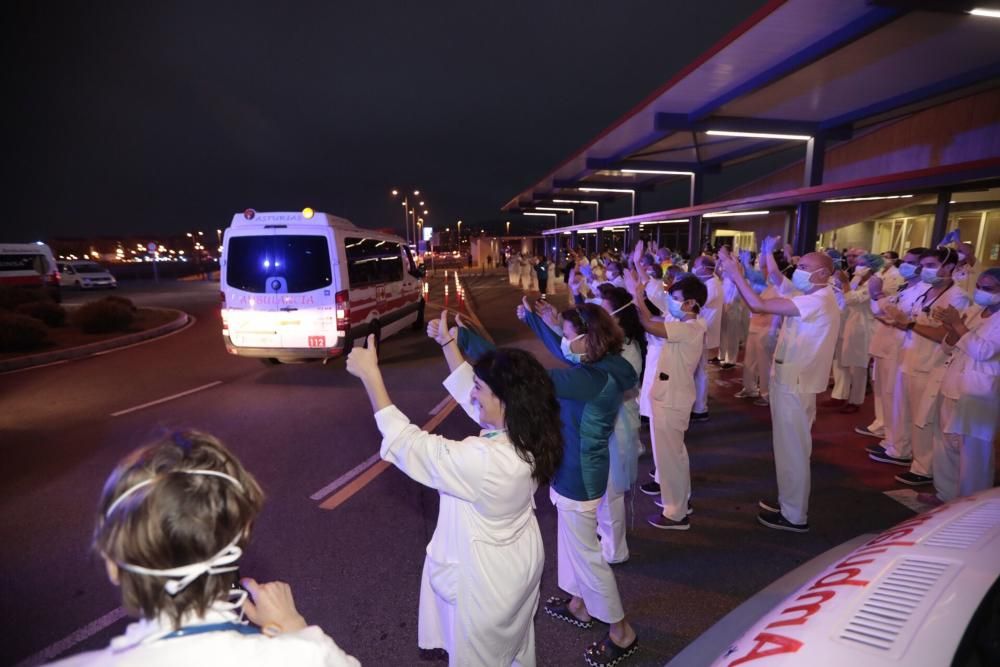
[161,621,261,641]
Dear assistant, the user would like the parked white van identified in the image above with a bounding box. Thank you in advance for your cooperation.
[0,242,61,301]
[220,209,425,364]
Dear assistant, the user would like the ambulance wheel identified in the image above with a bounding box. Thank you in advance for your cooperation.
[260,358,281,366]
[411,299,425,331]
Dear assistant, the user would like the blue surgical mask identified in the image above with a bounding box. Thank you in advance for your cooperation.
[973,289,1000,307]
[667,297,686,320]
[897,262,918,280]
[920,267,943,285]
[560,333,585,363]
[792,268,816,292]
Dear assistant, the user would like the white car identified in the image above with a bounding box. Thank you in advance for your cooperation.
[669,487,1000,667]
[59,260,117,289]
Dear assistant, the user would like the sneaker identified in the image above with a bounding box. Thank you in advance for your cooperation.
[647,514,690,530]
[865,443,886,455]
[895,472,933,486]
[640,481,660,496]
[653,499,694,515]
[854,426,885,439]
[870,449,913,466]
[752,397,770,407]
[758,498,780,514]
[734,388,760,399]
[757,509,809,533]
[690,411,710,422]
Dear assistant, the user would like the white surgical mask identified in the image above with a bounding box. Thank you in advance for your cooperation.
[897,262,918,280]
[973,289,1000,307]
[920,267,943,285]
[560,333,585,363]
[792,268,817,292]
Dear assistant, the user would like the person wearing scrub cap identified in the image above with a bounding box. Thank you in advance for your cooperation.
[49,431,358,666]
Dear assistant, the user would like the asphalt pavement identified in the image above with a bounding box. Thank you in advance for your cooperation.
[0,274,939,666]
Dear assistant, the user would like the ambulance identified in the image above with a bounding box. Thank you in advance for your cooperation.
[0,242,61,301]
[220,209,425,364]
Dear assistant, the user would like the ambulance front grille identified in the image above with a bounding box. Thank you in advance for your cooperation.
[838,558,952,651]
[922,500,1000,550]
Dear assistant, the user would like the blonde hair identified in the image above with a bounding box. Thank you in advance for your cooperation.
[94,431,264,628]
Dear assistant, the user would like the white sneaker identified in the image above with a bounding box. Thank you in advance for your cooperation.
[734,388,760,399]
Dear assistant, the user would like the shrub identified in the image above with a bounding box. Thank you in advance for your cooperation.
[15,300,67,327]
[0,286,52,311]
[101,295,137,312]
[0,312,48,351]
[73,298,135,333]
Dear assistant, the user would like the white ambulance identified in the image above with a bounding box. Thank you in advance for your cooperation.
[220,209,425,364]
[0,242,61,301]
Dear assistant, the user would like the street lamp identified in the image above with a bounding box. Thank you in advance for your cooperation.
[392,188,427,245]
[506,221,511,235]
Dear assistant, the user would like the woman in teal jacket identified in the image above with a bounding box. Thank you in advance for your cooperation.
[458,299,640,667]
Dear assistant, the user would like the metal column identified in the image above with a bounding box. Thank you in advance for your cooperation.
[688,173,704,256]
[793,135,826,257]
[930,190,952,247]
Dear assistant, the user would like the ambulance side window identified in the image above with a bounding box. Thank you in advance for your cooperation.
[345,238,403,286]
[380,242,403,283]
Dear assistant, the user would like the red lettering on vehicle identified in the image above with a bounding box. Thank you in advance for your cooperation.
[728,632,803,666]
[765,590,836,629]
[809,567,869,590]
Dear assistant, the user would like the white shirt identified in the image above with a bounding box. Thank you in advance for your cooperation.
[701,275,723,349]
[48,609,359,667]
[772,286,841,394]
[939,305,1000,441]
[648,317,707,410]
[899,284,970,374]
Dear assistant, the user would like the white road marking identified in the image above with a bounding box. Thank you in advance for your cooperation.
[13,606,126,667]
[110,380,223,417]
[0,359,68,375]
[309,452,381,500]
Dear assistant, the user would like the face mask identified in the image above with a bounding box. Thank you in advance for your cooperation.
[897,262,918,280]
[958,253,969,264]
[667,297,687,320]
[792,268,816,292]
[560,333,585,363]
[973,289,1000,307]
[920,267,943,285]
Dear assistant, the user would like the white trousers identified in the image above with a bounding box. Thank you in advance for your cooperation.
[650,406,691,521]
[769,380,816,525]
[831,361,867,405]
[596,489,628,564]
[868,357,891,434]
[555,502,625,624]
[694,350,709,413]
[742,329,776,396]
[934,397,996,501]
[902,370,935,477]
[886,365,913,458]
[720,303,746,365]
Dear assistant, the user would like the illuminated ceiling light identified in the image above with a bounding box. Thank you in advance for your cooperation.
[601,227,629,231]
[553,199,600,205]
[641,218,690,224]
[523,212,558,217]
[704,210,771,218]
[969,8,1000,18]
[562,231,572,235]
[706,130,811,141]
[821,194,914,203]
[578,187,635,194]
[576,229,597,234]
[619,169,695,176]
[535,207,575,213]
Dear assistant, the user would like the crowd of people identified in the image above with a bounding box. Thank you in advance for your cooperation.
[54,235,997,667]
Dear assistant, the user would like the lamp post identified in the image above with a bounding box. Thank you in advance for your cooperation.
[391,189,423,245]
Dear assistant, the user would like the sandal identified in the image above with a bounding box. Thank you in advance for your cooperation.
[543,596,594,629]
[584,633,639,667]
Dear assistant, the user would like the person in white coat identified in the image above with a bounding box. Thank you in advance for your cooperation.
[864,248,929,465]
[508,252,520,286]
[632,274,708,530]
[346,313,564,667]
[829,253,882,414]
[692,256,723,421]
[881,247,970,487]
[922,267,1000,503]
[49,431,359,667]
[719,240,840,532]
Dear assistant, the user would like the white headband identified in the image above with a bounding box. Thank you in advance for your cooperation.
[105,469,247,598]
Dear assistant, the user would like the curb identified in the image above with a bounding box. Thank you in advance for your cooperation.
[0,308,191,373]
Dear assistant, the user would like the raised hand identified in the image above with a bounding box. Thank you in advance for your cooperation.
[516,295,530,322]
[345,334,379,378]
[632,239,645,268]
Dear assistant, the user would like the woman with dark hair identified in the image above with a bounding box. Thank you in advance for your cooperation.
[511,298,640,667]
[346,310,563,667]
[593,284,644,563]
[51,432,359,666]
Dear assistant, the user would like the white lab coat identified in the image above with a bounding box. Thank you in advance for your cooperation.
[838,270,875,368]
[701,275,723,350]
[507,256,520,286]
[48,608,359,667]
[376,363,544,667]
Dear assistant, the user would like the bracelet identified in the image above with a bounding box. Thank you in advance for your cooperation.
[439,337,455,347]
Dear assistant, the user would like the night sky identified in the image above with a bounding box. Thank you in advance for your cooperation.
[5,0,770,241]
